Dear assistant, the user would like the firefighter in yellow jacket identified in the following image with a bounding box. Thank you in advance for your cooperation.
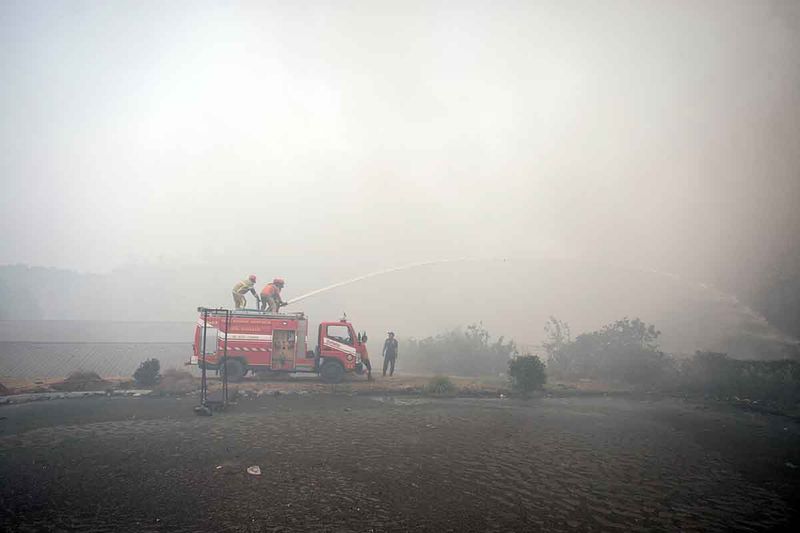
[232,275,259,309]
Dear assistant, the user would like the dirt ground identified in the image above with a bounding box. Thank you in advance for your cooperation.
[0,373,499,396]
[1,394,799,532]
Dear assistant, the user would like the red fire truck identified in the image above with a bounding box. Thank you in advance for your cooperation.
[188,308,369,383]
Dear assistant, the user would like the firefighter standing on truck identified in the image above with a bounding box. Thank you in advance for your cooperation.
[260,278,286,312]
[232,275,259,309]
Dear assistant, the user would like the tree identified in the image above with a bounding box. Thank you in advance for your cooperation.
[545,317,669,384]
[542,316,571,375]
[508,355,547,394]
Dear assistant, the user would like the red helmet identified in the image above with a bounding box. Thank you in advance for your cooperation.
[248,274,257,282]
[273,277,285,286]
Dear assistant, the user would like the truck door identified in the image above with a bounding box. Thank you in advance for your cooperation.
[271,330,296,371]
[294,319,314,371]
[321,323,358,368]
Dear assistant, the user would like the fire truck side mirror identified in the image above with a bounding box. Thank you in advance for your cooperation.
[357,332,362,343]
[362,332,368,343]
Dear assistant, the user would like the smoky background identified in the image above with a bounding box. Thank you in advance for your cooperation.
[1,0,799,360]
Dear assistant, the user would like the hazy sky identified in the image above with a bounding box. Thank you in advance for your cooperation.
[2,0,799,290]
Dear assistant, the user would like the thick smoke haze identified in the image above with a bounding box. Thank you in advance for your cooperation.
[2,1,799,349]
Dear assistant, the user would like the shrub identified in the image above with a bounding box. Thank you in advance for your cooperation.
[424,375,457,396]
[133,358,161,387]
[678,351,800,406]
[404,323,518,376]
[508,355,547,393]
[545,317,670,384]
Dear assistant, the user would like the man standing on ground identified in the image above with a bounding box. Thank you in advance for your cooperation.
[362,346,373,381]
[260,278,286,312]
[232,275,259,309]
[382,331,398,377]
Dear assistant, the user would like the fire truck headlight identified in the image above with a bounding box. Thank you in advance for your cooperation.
[347,354,354,361]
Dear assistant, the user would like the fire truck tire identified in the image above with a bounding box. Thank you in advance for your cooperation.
[320,360,345,383]
[222,358,246,383]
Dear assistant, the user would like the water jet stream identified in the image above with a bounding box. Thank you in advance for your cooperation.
[286,258,472,305]
[285,255,797,346]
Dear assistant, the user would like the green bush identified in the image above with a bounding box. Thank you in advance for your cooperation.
[424,375,457,396]
[545,317,670,384]
[678,351,800,406]
[541,314,800,409]
[133,358,161,387]
[404,323,518,376]
[508,355,547,393]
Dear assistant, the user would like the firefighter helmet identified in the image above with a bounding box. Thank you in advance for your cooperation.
[273,278,285,286]
[249,274,257,282]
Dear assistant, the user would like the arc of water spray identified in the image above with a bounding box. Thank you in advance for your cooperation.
[285,255,796,345]
[286,258,473,305]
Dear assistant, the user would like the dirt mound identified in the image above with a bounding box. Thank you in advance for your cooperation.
[50,371,109,392]
[153,368,196,395]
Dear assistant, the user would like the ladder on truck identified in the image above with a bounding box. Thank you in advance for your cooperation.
[194,307,233,415]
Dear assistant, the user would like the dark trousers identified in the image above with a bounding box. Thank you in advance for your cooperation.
[383,356,396,376]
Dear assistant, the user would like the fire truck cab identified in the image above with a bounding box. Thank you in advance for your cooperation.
[189,308,369,383]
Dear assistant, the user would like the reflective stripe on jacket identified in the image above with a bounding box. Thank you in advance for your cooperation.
[233,279,255,294]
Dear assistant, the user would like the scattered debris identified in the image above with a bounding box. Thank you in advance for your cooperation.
[0,390,153,406]
[194,405,212,417]
[247,466,262,475]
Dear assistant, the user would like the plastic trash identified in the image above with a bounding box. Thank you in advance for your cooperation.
[247,466,262,475]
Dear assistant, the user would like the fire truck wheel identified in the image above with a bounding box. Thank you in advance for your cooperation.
[320,360,345,384]
[222,358,246,383]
